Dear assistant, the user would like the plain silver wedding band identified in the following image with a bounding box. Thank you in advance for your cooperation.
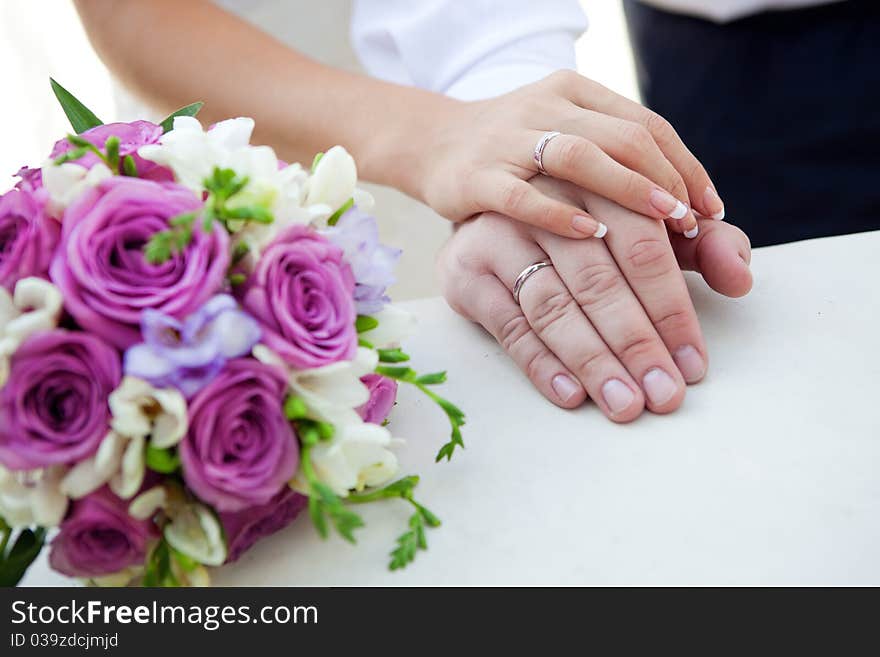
[513,261,553,305]
[533,131,561,175]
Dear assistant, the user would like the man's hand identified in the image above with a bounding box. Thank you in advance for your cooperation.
[437,177,751,422]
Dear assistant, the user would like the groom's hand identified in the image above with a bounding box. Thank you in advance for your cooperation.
[437,177,751,422]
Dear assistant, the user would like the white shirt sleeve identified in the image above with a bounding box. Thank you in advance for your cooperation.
[350,0,588,101]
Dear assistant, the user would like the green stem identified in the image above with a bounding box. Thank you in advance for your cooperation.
[0,517,11,557]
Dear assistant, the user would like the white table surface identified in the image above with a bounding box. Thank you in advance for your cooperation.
[23,230,880,586]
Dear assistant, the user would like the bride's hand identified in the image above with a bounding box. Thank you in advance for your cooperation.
[437,177,751,422]
[411,71,724,241]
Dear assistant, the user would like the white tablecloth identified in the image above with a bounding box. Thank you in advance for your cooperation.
[23,230,880,586]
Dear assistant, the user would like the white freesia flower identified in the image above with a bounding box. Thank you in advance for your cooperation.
[253,344,376,426]
[127,484,226,569]
[138,116,254,191]
[109,377,188,449]
[0,278,63,387]
[84,566,142,588]
[0,464,68,528]
[306,145,357,212]
[41,160,112,217]
[60,377,187,500]
[139,116,320,255]
[358,304,417,349]
[163,499,226,567]
[298,421,402,497]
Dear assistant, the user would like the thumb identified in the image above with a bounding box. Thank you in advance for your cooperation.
[669,219,753,298]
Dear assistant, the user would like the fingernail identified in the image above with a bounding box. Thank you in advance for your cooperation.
[552,374,581,403]
[673,345,706,383]
[642,368,678,406]
[593,222,608,239]
[602,378,636,414]
[572,214,599,236]
[649,189,688,219]
[703,186,725,220]
[684,224,699,239]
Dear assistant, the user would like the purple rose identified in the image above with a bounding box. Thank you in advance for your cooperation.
[14,166,42,191]
[0,187,59,291]
[49,486,158,578]
[50,177,230,349]
[50,121,172,181]
[220,488,307,563]
[0,330,121,470]
[241,225,357,369]
[323,207,401,315]
[357,374,398,425]
[180,359,299,512]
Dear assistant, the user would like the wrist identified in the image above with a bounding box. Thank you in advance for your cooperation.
[355,84,462,205]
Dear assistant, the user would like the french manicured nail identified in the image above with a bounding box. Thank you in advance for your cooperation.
[602,378,635,414]
[649,189,688,219]
[552,374,581,403]
[642,368,678,406]
[572,214,605,238]
[673,345,706,383]
[684,224,699,239]
[703,186,725,220]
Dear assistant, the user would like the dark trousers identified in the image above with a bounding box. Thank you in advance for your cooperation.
[623,0,880,246]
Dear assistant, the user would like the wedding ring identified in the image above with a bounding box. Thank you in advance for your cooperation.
[533,131,561,175]
[513,261,553,305]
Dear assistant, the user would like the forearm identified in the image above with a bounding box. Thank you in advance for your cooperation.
[72,0,455,194]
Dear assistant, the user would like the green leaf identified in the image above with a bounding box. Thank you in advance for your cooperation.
[145,445,180,474]
[326,197,354,227]
[225,205,274,224]
[53,146,90,165]
[389,512,424,571]
[375,365,417,382]
[355,315,379,333]
[415,371,447,385]
[0,526,47,587]
[307,495,328,539]
[50,78,103,133]
[122,155,139,177]
[159,101,204,133]
[377,348,410,363]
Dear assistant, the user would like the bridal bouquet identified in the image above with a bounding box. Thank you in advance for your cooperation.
[0,81,465,586]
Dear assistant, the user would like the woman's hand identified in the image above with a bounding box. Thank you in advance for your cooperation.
[412,71,724,240]
[437,177,751,422]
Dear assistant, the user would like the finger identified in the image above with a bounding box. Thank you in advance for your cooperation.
[566,77,725,220]
[448,270,587,409]
[533,131,699,235]
[532,227,687,413]
[578,192,709,385]
[562,112,699,238]
[473,171,608,239]
[493,249,645,422]
[670,218,753,298]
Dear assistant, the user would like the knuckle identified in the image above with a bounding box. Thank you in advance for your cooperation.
[652,308,694,337]
[529,289,577,335]
[500,180,530,214]
[644,110,675,143]
[617,332,661,364]
[573,349,607,381]
[568,261,624,308]
[497,312,532,355]
[557,138,592,172]
[621,122,654,154]
[523,349,552,384]
[546,69,579,89]
[626,237,675,277]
